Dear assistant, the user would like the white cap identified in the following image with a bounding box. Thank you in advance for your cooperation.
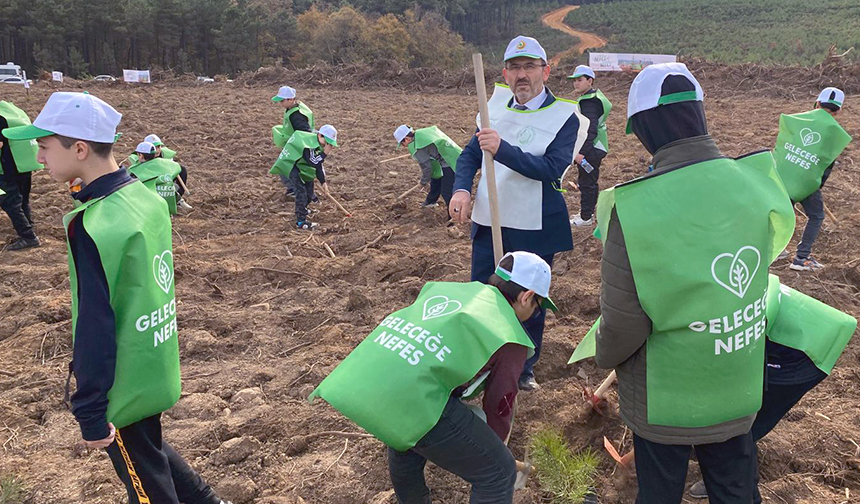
[318,124,338,147]
[144,133,163,146]
[393,124,413,145]
[817,87,845,108]
[626,62,703,134]
[568,65,595,79]
[2,92,121,143]
[494,251,557,312]
[272,86,296,102]
[135,141,156,154]
[504,36,547,62]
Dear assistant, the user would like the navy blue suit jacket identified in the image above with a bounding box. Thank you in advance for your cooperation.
[454,88,577,256]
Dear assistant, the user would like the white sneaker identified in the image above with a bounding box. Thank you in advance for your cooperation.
[178,199,193,210]
[570,214,594,227]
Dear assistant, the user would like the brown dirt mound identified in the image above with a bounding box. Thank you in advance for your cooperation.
[1,72,859,504]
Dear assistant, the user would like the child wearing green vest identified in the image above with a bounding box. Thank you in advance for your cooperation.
[771,87,852,272]
[393,124,461,211]
[0,100,43,250]
[567,65,612,227]
[270,125,337,230]
[2,92,230,504]
[596,64,795,504]
[272,86,315,199]
[124,133,192,210]
[311,251,557,504]
[129,141,183,215]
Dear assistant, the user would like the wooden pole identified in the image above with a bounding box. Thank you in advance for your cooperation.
[472,53,504,265]
[323,185,352,217]
[823,201,838,226]
[381,153,411,163]
[593,370,616,400]
[396,182,422,201]
[176,176,190,196]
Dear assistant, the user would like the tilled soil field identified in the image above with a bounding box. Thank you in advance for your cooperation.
[2,72,860,504]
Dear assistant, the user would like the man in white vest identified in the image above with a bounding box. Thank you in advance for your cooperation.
[449,35,587,390]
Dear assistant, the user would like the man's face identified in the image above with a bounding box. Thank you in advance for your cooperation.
[503,57,550,105]
[37,136,81,183]
[572,76,593,94]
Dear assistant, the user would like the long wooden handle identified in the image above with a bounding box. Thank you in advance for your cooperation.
[176,176,190,196]
[381,153,411,163]
[324,186,352,217]
[473,53,504,266]
[397,182,422,200]
[594,370,617,399]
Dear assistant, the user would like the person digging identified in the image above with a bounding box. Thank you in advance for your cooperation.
[771,87,852,272]
[3,91,231,504]
[0,100,43,251]
[567,64,612,227]
[128,141,183,216]
[311,251,557,504]
[594,63,795,504]
[269,125,338,230]
[271,85,315,201]
[125,134,192,210]
[393,124,462,213]
[449,35,586,392]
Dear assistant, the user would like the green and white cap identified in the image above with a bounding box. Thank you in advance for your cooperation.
[494,251,558,312]
[817,87,844,108]
[135,141,156,154]
[568,64,595,79]
[272,85,296,102]
[393,124,412,145]
[318,124,338,147]
[144,133,163,146]
[3,91,121,142]
[626,62,703,134]
[504,36,547,62]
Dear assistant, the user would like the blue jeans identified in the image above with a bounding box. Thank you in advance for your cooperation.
[796,190,824,259]
[388,397,516,504]
[470,237,553,379]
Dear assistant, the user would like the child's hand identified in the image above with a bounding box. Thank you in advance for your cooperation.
[83,422,116,449]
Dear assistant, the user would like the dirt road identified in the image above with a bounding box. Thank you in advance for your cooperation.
[542,5,608,66]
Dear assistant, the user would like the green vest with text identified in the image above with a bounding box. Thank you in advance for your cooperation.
[272,102,315,148]
[129,158,182,215]
[595,151,794,427]
[270,131,320,183]
[64,181,181,430]
[773,109,851,201]
[309,282,534,451]
[407,126,462,179]
[0,101,44,175]
[577,89,612,153]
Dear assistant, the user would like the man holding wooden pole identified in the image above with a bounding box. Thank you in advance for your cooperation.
[450,35,585,391]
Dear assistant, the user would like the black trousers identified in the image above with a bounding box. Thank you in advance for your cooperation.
[105,414,220,504]
[289,168,315,223]
[388,397,516,504]
[633,431,756,504]
[576,155,603,221]
[424,166,455,208]
[0,170,35,239]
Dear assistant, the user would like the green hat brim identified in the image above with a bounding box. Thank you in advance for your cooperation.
[153,141,164,147]
[505,53,543,61]
[114,132,123,142]
[567,73,591,79]
[2,124,54,141]
[324,136,337,147]
[540,296,558,313]
[272,96,285,102]
[626,117,633,135]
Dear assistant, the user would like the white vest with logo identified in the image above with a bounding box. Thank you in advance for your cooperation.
[472,84,586,230]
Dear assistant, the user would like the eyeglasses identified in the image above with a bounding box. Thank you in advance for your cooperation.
[506,63,547,73]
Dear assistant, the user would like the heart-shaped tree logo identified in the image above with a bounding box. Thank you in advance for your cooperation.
[152,250,174,294]
[711,246,761,299]
[799,128,821,147]
[422,295,463,321]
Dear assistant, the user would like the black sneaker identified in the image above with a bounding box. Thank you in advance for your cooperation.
[297,221,318,230]
[5,236,41,251]
[689,480,707,499]
[310,195,320,204]
[518,375,540,391]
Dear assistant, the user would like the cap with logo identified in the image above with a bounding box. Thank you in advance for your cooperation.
[568,65,595,80]
[393,124,413,145]
[494,251,558,312]
[2,92,122,143]
[504,36,547,62]
[817,87,845,109]
[135,141,156,154]
[318,125,338,147]
[625,62,703,134]
[272,86,297,102]
[144,133,163,146]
